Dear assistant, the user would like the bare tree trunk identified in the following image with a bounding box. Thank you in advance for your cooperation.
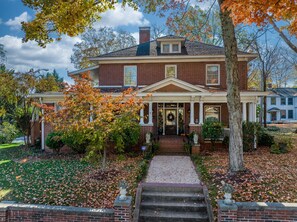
[218,0,244,172]
[263,78,267,127]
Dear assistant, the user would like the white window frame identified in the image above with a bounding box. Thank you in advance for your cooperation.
[165,65,177,78]
[270,97,276,105]
[288,97,293,105]
[280,97,286,105]
[124,65,137,87]
[206,64,220,86]
[161,42,181,53]
[288,110,293,119]
[280,110,286,119]
[204,105,221,122]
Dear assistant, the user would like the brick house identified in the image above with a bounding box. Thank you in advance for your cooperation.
[31,27,266,151]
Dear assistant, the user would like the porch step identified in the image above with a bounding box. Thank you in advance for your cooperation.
[137,184,210,222]
[158,136,186,154]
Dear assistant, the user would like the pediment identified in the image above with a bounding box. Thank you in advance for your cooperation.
[138,78,208,93]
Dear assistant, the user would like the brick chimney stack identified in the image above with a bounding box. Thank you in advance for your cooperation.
[139,27,150,44]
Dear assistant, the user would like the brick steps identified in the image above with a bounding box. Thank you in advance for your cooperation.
[136,184,210,222]
[158,136,186,154]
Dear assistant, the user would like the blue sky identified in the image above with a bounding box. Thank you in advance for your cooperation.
[0,0,165,83]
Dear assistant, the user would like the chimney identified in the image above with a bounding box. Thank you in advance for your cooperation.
[139,27,150,44]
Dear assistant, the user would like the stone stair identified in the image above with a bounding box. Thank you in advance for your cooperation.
[158,136,186,154]
[134,183,212,222]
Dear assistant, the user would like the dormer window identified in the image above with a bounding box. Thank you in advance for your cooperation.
[161,42,181,53]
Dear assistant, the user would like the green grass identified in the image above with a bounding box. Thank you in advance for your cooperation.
[0,143,91,205]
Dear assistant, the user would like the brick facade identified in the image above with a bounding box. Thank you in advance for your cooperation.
[0,195,132,222]
[218,201,297,222]
[98,61,248,90]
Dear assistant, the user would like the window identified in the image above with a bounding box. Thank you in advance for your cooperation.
[162,44,170,53]
[172,44,179,52]
[270,97,276,105]
[281,110,286,119]
[161,42,181,53]
[204,105,221,121]
[288,110,293,119]
[124,66,137,86]
[206,64,220,85]
[165,65,177,78]
[288,97,293,105]
[281,97,286,105]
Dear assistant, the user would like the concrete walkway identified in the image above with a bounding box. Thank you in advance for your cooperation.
[145,155,200,184]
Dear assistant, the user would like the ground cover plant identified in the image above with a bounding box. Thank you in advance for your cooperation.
[193,124,297,219]
[0,143,143,208]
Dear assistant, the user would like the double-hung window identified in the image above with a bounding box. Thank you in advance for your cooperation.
[204,105,221,121]
[288,97,293,105]
[270,97,276,105]
[124,66,137,86]
[206,64,220,85]
[281,97,286,105]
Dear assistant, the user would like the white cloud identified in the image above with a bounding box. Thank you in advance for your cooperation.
[0,35,81,72]
[5,12,31,30]
[94,3,149,28]
[131,32,139,44]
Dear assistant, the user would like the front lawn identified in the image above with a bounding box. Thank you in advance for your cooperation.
[0,143,142,208]
[193,131,297,217]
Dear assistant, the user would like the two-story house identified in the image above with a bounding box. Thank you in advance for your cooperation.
[31,27,266,150]
[266,88,297,123]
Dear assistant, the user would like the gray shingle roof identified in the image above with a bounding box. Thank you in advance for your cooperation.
[271,88,297,97]
[95,35,252,58]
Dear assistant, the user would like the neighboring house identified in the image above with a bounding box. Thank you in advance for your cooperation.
[266,88,297,123]
[31,27,266,150]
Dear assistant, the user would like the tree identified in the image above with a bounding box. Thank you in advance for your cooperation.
[71,27,136,69]
[0,44,6,65]
[40,74,143,167]
[222,0,297,53]
[35,69,64,92]
[0,67,64,145]
[21,0,137,47]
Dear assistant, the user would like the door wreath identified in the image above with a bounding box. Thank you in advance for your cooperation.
[167,113,175,122]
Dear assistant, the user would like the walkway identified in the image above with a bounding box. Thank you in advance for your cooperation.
[145,155,200,184]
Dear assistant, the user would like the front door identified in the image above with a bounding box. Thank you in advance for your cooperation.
[165,109,177,135]
[271,112,277,121]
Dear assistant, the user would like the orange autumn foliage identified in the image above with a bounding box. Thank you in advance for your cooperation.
[222,0,297,36]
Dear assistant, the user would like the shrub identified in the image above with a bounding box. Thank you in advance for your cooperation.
[0,122,19,144]
[45,132,64,153]
[242,122,260,152]
[270,134,293,154]
[202,118,223,149]
[267,126,280,132]
[62,131,89,154]
[258,129,274,147]
[136,159,149,182]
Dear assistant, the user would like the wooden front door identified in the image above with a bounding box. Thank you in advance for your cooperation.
[165,109,177,135]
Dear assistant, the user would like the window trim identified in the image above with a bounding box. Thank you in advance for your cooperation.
[124,65,137,87]
[206,64,220,86]
[280,97,286,105]
[288,97,293,105]
[204,105,221,122]
[165,65,177,78]
[161,42,181,53]
[270,97,276,105]
[288,110,293,119]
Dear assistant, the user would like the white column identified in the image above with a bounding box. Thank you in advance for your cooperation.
[148,102,153,125]
[140,108,144,125]
[242,102,247,122]
[41,108,45,151]
[199,101,204,124]
[253,102,257,122]
[249,102,256,122]
[190,100,195,125]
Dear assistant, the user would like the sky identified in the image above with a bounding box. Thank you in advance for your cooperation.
[0,0,166,83]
